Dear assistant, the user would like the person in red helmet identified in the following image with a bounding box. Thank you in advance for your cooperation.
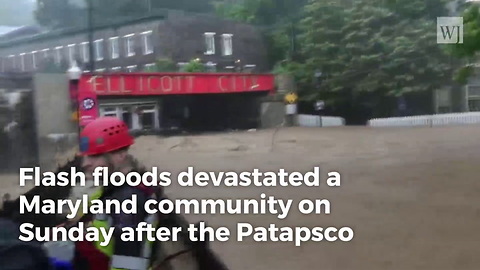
[80,116,136,179]
[69,116,230,270]
[73,116,158,270]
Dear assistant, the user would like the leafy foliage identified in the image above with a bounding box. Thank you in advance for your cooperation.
[213,0,293,26]
[211,1,257,23]
[212,0,308,68]
[432,1,480,86]
[290,0,457,119]
[447,3,480,59]
[34,0,83,28]
[67,0,454,120]
[143,58,178,72]
[383,0,450,20]
[182,59,206,73]
[454,65,474,85]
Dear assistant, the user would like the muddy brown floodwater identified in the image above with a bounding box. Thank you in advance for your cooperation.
[2,126,480,270]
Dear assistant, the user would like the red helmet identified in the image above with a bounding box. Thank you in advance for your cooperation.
[79,117,134,156]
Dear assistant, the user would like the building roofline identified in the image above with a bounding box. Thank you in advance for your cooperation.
[0,26,29,35]
[0,13,167,49]
[0,8,261,50]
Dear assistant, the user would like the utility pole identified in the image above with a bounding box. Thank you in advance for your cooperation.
[87,0,95,71]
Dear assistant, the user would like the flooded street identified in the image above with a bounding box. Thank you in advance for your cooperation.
[2,125,480,269]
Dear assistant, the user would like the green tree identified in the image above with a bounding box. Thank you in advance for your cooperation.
[212,1,257,23]
[383,0,450,20]
[34,0,83,28]
[445,2,480,83]
[294,0,455,119]
[182,59,206,72]
[212,0,308,26]
[212,0,309,69]
[143,58,178,72]
[150,0,214,13]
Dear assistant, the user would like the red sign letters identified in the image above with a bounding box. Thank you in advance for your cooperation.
[78,73,275,96]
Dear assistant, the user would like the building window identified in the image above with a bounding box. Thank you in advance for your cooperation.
[204,32,215,55]
[144,63,155,70]
[137,105,156,130]
[243,64,256,73]
[111,66,122,72]
[99,105,158,130]
[467,85,480,112]
[102,107,117,117]
[177,62,187,71]
[110,37,119,59]
[141,31,153,55]
[80,42,89,63]
[19,53,25,71]
[67,44,76,64]
[31,51,37,69]
[126,65,137,72]
[8,55,15,69]
[41,48,49,60]
[221,34,233,56]
[124,34,135,57]
[204,61,217,72]
[55,46,63,64]
[94,39,104,61]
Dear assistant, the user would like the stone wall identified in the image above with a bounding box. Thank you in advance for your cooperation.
[260,100,285,129]
[33,74,78,171]
[258,74,297,128]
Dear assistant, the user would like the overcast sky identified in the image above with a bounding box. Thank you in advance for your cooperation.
[0,0,36,26]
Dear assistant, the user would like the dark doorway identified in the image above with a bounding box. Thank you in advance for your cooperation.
[161,92,268,132]
[121,107,132,129]
[140,111,155,130]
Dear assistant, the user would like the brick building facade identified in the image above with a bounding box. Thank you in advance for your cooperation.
[0,10,269,74]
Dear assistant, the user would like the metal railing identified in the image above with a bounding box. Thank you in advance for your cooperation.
[367,112,480,127]
[296,114,345,127]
